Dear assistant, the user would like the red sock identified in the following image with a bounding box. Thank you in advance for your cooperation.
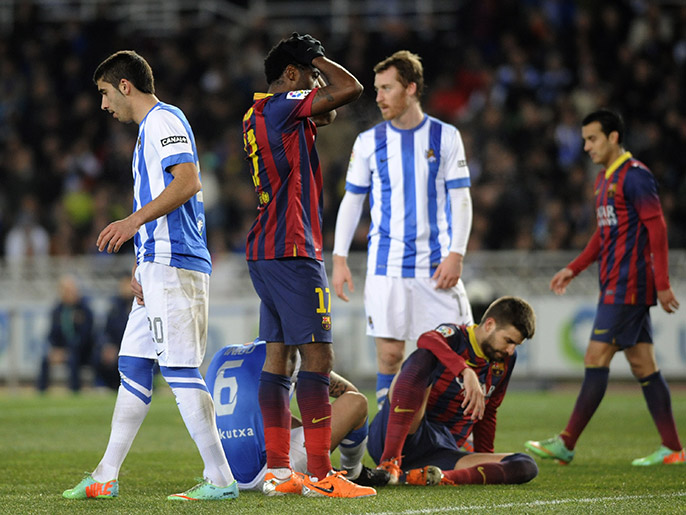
[297,371,332,479]
[443,463,505,485]
[259,371,292,469]
[380,350,434,465]
[442,454,537,485]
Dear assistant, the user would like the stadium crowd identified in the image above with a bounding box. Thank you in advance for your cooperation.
[1,0,685,261]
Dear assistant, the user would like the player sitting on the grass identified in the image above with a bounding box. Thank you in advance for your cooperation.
[205,339,391,491]
[369,296,539,486]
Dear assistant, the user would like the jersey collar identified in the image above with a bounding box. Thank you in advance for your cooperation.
[604,151,632,180]
[467,325,488,361]
[253,92,274,100]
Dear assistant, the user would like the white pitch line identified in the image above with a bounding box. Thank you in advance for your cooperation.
[365,491,686,515]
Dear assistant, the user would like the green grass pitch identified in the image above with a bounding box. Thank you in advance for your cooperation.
[1,385,684,514]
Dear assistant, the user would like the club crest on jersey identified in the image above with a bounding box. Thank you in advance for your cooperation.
[322,315,332,331]
[607,184,616,198]
[368,316,374,330]
[258,191,270,205]
[425,148,437,162]
[287,90,310,100]
[137,136,141,149]
[160,135,188,147]
[435,325,455,338]
[491,362,505,376]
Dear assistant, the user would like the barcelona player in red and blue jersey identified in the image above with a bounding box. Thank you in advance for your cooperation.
[242,33,374,498]
[369,297,539,486]
[526,109,684,466]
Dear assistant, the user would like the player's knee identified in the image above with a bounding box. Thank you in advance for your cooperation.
[343,391,369,424]
[118,356,155,391]
[502,452,538,484]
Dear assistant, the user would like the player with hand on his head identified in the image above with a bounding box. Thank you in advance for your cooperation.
[332,50,474,410]
[242,33,372,498]
[63,50,237,502]
[370,297,539,487]
[525,109,684,466]
[205,340,391,490]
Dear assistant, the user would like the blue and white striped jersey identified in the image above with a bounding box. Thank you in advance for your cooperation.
[132,102,211,274]
[344,115,471,277]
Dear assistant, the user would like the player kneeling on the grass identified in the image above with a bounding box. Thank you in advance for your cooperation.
[369,296,539,486]
[205,339,390,493]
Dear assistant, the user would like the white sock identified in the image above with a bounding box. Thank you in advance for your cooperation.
[92,385,150,482]
[340,436,367,479]
[172,386,234,486]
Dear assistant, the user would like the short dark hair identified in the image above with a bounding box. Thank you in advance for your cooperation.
[264,35,306,85]
[93,50,155,94]
[480,296,536,340]
[582,109,624,144]
[373,50,424,99]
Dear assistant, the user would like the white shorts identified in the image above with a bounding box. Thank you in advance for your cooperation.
[237,426,308,491]
[119,261,209,367]
[364,275,473,341]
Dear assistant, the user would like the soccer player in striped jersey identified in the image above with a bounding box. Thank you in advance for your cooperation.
[332,51,474,410]
[205,339,390,490]
[63,51,238,502]
[242,34,374,498]
[369,296,539,486]
[525,109,684,466]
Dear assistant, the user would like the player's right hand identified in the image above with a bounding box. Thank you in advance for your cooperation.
[332,254,353,302]
[550,267,574,295]
[460,367,485,421]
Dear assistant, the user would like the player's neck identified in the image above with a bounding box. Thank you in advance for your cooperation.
[133,94,160,125]
[602,147,626,169]
[390,103,424,130]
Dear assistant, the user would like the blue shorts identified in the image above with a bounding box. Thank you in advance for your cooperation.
[248,258,333,346]
[368,400,468,471]
[590,304,652,349]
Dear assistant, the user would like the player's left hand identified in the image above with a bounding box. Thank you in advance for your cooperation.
[657,288,679,313]
[432,252,463,290]
[97,216,140,253]
[460,367,485,420]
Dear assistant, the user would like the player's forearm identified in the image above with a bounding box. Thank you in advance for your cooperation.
[449,187,472,255]
[644,214,671,290]
[310,56,363,111]
[333,191,365,257]
[131,164,201,227]
[567,228,600,275]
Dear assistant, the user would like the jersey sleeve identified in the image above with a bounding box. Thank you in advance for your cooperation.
[623,165,663,222]
[344,133,373,194]
[624,166,670,289]
[264,89,317,131]
[147,110,196,173]
[416,327,468,378]
[443,126,471,189]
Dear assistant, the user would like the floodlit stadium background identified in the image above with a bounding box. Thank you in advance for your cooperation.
[0,0,684,386]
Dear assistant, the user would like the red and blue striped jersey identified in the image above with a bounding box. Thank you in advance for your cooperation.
[242,89,324,261]
[420,324,515,452]
[590,152,665,305]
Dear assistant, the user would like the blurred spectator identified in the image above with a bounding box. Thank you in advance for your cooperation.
[37,275,95,393]
[4,194,50,260]
[93,274,133,390]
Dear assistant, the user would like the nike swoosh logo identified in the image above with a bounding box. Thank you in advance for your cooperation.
[465,360,477,367]
[380,157,389,162]
[394,406,415,413]
[156,350,163,356]
[311,415,331,424]
[593,329,609,335]
[311,484,334,494]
